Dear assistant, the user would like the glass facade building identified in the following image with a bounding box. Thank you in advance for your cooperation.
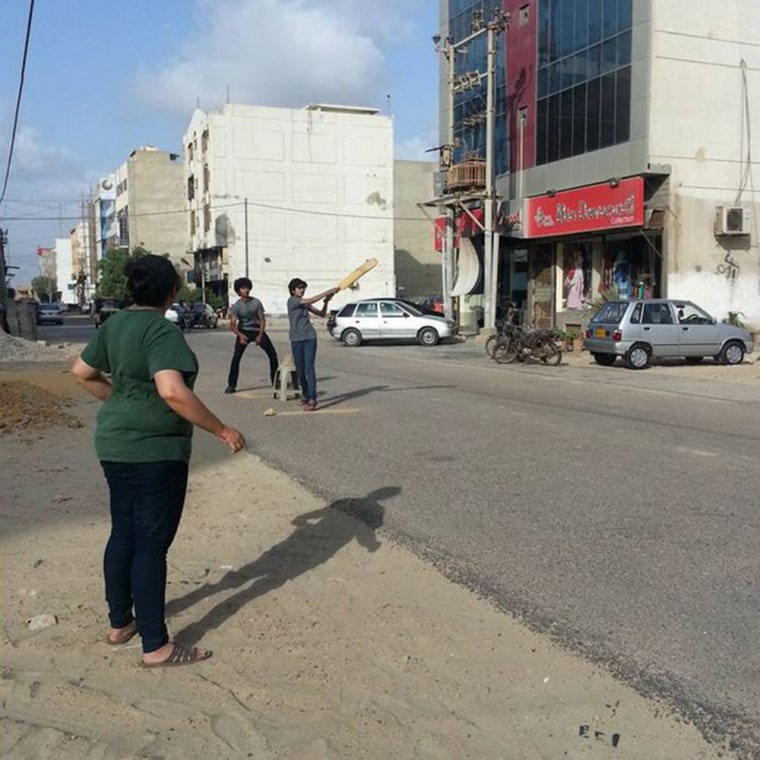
[449,0,508,174]
[536,0,633,164]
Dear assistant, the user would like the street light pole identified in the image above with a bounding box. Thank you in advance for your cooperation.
[244,197,249,278]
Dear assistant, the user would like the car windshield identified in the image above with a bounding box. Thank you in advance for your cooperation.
[399,299,437,316]
[591,301,628,323]
[39,303,57,311]
[397,301,424,316]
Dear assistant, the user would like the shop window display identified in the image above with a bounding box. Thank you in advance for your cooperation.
[562,244,590,309]
[601,237,661,300]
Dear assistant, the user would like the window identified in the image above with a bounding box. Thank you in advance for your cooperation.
[190,210,196,236]
[535,0,632,165]
[201,130,209,154]
[117,209,129,247]
[629,302,642,324]
[591,301,627,324]
[203,165,210,194]
[355,302,378,317]
[642,303,673,325]
[380,302,406,317]
[203,204,211,233]
[187,175,195,201]
[338,304,356,318]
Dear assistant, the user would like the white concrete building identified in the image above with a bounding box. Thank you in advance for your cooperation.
[54,238,74,304]
[184,103,395,314]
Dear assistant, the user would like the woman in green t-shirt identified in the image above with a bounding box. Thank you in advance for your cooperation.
[72,255,245,668]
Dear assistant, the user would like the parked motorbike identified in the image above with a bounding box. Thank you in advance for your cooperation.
[492,325,562,365]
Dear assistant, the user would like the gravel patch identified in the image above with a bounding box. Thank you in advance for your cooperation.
[0,331,80,363]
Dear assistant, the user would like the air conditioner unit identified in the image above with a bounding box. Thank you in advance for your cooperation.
[715,205,752,236]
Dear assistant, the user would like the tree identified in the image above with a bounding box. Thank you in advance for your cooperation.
[32,275,57,301]
[96,246,152,306]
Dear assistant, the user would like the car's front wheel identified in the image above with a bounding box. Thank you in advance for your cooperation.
[625,343,651,370]
[342,328,362,347]
[417,327,440,346]
[592,352,616,366]
[719,340,745,366]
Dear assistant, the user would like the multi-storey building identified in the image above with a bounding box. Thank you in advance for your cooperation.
[112,146,185,263]
[438,0,759,330]
[183,103,395,313]
[394,160,440,299]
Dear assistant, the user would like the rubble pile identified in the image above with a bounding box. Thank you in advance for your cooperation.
[0,331,77,363]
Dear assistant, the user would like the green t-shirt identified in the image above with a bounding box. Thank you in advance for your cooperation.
[80,309,198,462]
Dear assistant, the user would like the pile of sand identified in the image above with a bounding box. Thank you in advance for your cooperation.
[0,379,83,434]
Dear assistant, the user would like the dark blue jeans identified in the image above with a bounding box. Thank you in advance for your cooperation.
[101,460,188,653]
[292,338,317,402]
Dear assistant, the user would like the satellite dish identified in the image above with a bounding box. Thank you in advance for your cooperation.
[101,178,113,191]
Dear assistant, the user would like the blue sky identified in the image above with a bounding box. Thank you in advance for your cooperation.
[1,0,440,285]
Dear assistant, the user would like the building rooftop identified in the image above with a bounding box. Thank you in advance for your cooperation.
[303,103,379,116]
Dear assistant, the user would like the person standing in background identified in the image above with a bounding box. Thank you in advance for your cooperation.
[287,278,338,412]
[225,277,279,394]
[93,296,104,329]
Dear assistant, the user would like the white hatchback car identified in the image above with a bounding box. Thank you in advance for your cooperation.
[329,298,457,347]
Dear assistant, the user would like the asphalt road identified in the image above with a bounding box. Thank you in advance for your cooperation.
[51,316,760,756]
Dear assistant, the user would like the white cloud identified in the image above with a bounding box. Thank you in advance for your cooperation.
[132,0,422,117]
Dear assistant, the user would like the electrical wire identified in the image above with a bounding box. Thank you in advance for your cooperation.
[0,0,36,207]
[1,198,431,223]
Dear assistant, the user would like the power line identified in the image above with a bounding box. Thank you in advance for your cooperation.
[1,198,429,223]
[0,0,36,207]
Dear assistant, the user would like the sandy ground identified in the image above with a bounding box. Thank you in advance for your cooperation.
[0,360,746,760]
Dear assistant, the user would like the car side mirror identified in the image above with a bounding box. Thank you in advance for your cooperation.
[403,313,409,318]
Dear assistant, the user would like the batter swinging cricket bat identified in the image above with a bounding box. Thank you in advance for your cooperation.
[336,258,378,291]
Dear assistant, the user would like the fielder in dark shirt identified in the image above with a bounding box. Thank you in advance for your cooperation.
[225,277,279,393]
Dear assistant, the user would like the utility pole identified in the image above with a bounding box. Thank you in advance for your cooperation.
[484,15,499,331]
[435,9,508,329]
[0,228,10,333]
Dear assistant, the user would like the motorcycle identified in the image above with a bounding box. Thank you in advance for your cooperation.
[492,325,562,365]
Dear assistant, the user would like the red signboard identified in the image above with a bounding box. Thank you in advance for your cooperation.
[524,177,644,238]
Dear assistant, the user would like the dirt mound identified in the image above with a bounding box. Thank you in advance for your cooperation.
[0,379,84,434]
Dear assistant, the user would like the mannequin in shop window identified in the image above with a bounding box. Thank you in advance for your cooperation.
[564,250,585,309]
[613,253,633,300]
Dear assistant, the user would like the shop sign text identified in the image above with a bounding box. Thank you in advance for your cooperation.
[525,178,644,238]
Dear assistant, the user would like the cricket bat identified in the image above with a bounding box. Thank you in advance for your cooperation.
[336,258,378,291]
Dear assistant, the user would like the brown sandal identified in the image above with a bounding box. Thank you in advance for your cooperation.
[141,643,212,668]
[106,621,138,645]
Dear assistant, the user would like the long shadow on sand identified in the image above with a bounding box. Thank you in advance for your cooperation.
[167,486,398,645]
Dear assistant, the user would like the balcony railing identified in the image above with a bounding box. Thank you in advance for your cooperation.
[446,158,486,194]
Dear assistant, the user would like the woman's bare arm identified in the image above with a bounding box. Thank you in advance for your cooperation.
[154,370,245,452]
[71,357,113,401]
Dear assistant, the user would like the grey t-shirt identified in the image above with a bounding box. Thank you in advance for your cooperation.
[287,296,316,342]
[231,297,265,331]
